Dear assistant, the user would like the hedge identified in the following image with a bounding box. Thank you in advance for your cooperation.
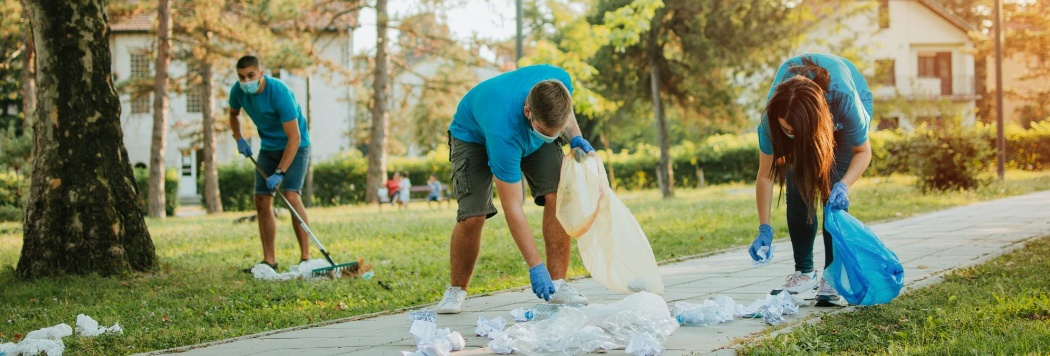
[0,171,25,222]
[132,167,180,217]
[207,124,1050,208]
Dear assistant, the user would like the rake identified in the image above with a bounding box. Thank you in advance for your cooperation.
[248,156,358,277]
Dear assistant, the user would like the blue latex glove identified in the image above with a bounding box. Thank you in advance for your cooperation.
[266,172,284,190]
[236,138,253,158]
[828,181,849,210]
[528,263,556,301]
[570,136,595,153]
[748,224,774,261]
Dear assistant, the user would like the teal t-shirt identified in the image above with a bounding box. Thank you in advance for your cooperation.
[448,64,574,183]
[757,53,873,155]
[229,75,311,151]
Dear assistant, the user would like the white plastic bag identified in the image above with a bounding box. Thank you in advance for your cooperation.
[556,152,664,294]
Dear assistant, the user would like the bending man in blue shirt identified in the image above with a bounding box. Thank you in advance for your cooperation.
[436,64,596,313]
[228,55,313,273]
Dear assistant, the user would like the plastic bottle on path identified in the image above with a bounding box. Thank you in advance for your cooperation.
[528,303,584,321]
[675,305,724,326]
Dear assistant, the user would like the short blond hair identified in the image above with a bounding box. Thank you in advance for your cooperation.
[527,80,572,130]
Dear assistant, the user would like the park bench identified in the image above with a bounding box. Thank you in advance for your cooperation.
[377,185,453,209]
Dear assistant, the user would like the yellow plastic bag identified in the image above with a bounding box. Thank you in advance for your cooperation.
[556,151,664,294]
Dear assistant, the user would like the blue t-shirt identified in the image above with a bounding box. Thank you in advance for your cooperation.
[229,75,311,151]
[757,53,873,155]
[448,64,574,183]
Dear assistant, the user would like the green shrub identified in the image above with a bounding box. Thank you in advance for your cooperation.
[0,205,20,222]
[215,160,255,212]
[907,125,994,191]
[0,171,23,222]
[868,129,911,176]
[311,151,369,206]
[132,167,180,216]
[1004,121,1050,170]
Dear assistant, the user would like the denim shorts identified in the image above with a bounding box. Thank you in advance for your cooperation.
[254,147,310,194]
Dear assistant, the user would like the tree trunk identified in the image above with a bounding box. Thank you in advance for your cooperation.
[19,0,156,278]
[365,0,389,204]
[20,0,35,128]
[148,0,172,218]
[201,55,222,213]
[648,12,673,199]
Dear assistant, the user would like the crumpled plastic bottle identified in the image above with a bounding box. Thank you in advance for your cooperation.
[529,303,585,321]
[674,305,725,326]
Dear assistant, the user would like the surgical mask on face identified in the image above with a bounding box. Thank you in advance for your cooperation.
[530,127,558,143]
[240,78,260,94]
[781,125,795,139]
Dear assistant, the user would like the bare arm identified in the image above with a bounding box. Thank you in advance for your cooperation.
[562,110,582,139]
[277,120,301,172]
[494,178,543,268]
[756,152,775,226]
[838,139,872,188]
[230,108,243,140]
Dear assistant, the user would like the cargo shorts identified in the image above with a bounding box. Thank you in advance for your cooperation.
[448,131,564,222]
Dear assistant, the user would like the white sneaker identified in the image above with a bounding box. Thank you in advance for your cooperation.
[549,280,589,305]
[815,278,847,307]
[436,285,466,314]
[782,271,819,294]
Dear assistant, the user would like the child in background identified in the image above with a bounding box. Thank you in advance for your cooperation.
[427,174,445,208]
[399,171,412,210]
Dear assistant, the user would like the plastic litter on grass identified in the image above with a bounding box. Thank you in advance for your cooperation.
[251,258,374,281]
[0,314,121,356]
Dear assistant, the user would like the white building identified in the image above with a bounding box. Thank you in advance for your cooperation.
[109,13,357,202]
[795,0,979,130]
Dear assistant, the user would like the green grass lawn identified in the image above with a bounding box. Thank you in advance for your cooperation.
[1,171,1049,354]
[740,235,1050,355]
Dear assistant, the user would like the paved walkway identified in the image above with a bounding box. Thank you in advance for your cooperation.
[145,190,1050,356]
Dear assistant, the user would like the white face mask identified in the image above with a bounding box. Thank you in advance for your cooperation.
[781,125,795,139]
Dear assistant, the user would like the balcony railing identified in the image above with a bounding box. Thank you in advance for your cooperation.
[872,76,976,98]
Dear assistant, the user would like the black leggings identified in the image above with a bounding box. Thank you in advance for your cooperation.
[784,131,854,273]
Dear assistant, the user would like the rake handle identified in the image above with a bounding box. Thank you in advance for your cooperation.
[247,156,337,267]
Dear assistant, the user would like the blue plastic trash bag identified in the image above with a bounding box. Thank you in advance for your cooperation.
[823,207,905,306]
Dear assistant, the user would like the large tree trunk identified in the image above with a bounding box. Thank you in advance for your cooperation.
[20,0,35,128]
[148,0,172,218]
[19,0,157,278]
[364,0,389,204]
[201,56,222,213]
[648,12,673,199]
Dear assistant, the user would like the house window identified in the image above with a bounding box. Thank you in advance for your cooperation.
[186,86,202,113]
[130,53,151,114]
[875,59,895,86]
[918,54,937,77]
[878,0,890,29]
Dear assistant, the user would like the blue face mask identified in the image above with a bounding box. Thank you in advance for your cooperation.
[530,125,558,143]
[240,79,260,94]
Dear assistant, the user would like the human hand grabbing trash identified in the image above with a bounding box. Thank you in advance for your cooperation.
[529,263,556,301]
[827,181,849,210]
[748,224,774,263]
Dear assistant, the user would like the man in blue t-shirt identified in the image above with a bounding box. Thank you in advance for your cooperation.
[228,55,313,273]
[435,64,596,314]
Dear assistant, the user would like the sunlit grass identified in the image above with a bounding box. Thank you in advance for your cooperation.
[0,170,1048,354]
[740,235,1050,355]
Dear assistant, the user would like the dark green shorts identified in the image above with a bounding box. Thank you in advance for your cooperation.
[448,133,564,222]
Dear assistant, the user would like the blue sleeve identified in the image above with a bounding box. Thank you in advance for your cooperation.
[274,85,298,123]
[486,134,523,183]
[837,90,871,147]
[228,85,242,110]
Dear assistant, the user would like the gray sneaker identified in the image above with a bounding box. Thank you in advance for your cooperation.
[782,271,819,294]
[549,281,589,305]
[815,278,847,307]
[436,285,466,314]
